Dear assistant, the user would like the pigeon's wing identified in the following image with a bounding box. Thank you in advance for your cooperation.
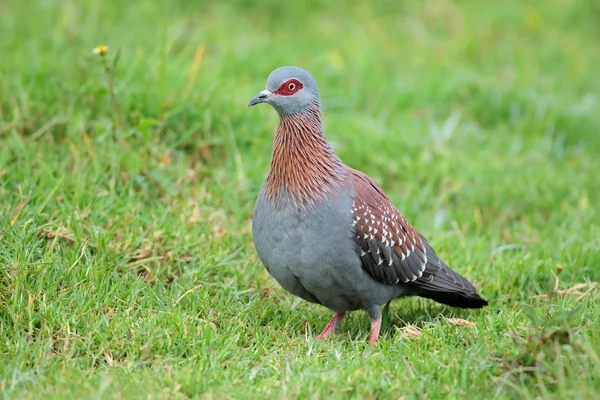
[350,169,430,284]
[349,169,487,307]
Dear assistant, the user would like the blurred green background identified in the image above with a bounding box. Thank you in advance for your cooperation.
[1,0,599,398]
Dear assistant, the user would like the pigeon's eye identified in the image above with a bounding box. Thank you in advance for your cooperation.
[274,79,303,96]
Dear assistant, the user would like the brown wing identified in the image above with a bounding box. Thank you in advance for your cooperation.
[350,170,488,308]
[350,169,430,284]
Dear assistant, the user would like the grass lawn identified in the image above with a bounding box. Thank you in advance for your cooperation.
[1,0,600,398]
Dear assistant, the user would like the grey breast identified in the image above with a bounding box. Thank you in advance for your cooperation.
[252,186,408,312]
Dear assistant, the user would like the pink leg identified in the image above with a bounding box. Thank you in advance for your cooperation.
[369,317,382,346]
[317,312,346,338]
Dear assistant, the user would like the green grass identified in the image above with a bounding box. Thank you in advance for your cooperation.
[1,0,600,398]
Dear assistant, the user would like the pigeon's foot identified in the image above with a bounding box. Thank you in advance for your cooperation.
[369,317,382,346]
[317,312,346,338]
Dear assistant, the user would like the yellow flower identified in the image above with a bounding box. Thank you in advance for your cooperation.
[556,264,564,272]
[93,45,108,55]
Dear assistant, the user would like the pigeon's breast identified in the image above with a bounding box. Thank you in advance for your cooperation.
[252,185,361,308]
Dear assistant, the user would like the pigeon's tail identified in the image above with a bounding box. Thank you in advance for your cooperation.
[418,288,489,309]
[417,264,489,308]
[412,237,489,309]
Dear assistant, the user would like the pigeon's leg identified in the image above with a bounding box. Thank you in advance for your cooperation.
[367,305,382,346]
[317,312,346,338]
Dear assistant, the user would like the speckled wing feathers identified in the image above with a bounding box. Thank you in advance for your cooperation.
[350,170,429,285]
[349,169,486,307]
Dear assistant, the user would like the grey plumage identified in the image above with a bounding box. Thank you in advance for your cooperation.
[249,66,488,345]
[253,180,413,314]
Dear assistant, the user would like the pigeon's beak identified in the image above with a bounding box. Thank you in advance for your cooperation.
[248,89,272,108]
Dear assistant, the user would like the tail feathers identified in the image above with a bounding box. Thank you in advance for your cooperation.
[413,235,488,309]
[418,289,488,309]
[414,266,489,309]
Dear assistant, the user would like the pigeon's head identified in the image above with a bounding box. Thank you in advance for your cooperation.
[248,66,320,116]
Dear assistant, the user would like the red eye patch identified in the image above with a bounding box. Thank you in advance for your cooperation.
[274,79,303,96]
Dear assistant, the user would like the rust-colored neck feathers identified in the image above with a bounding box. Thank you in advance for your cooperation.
[265,106,346,206]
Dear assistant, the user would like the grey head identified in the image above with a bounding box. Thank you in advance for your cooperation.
[248,66,320,116]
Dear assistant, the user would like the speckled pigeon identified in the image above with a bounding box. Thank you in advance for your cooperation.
[248,66,488,346]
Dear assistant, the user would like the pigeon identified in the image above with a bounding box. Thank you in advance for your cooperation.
[248,66,488,346]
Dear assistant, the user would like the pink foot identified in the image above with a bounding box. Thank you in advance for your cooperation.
[369,317,382,346]
[317,312,346,338]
